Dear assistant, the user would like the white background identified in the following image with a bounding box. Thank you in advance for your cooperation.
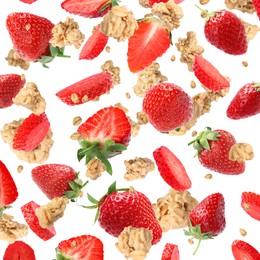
[0,0,260,259]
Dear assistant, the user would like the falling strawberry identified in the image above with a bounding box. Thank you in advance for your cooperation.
[185,193,226,254]
[252,0,260,20]
[153,146,192,191]
[193,55,230,91]
[226,83,260,120]
[12,112,50,152]
[3,241,36,260]
[232,240,260,260]
[143,83,193,132]
[56,235,104,260]
[188,127,245,175]
[241,192,260,221]
[149,0,184,7]
[161,243,180,260]
[21,201,56,241]
[56,72,112,106]
[19,0,38,3]
[128,19,171,73]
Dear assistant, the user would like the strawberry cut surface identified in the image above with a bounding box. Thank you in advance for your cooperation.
[232,240,260,260]
[241,192,260,221]
[161,243,180,260]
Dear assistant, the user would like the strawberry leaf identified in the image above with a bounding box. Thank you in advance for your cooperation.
[87,193,99,204]
[95,151,112,174]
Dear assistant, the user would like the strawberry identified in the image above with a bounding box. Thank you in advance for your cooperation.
[142,83,193,132]
[241,192,260,221]
[56,72,112,106]
[127,19,171,73]
[12,112,50,152]
[226,83,260,120]
[252,0,260,20]
[232,240,260,260]
[79,25,109,60]
[185,193,225,254]
[61,0,111,18]
[149,0,184,7]
[161,243,180,260]
[0,74,25,108]
[77,106,131,174]
[3,241,36,260]
[19,0,37,3]
[31,164,87,201]
[86,182,162,245]
[189,127,245,175]
[153,146,191,191]
[56,235,104,260]
[193,55,230,91]
[21,201,56,241]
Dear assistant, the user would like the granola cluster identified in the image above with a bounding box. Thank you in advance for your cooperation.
[242,20,260,41]
[139,0,150,8]
[229,143,254,163]
[5,49,30,70]
[101,60,121,85]
[136,111,149,125]
[86,158,106,180]
[225,0,255,14]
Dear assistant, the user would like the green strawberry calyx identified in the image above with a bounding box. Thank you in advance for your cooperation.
[55,248,71,260]
[253,82,260,92]
[98,0,120,12]
[0,205,11,217]
[195,4,223,22]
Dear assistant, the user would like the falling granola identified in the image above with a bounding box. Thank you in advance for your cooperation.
[241,20,260,41]
[225,0,255,14]
[139,0,150,8]
[101,60,121,85]
[229,143,254,163]
[136,111,149,125]
[5,49,30,70]
[86,158,106,180]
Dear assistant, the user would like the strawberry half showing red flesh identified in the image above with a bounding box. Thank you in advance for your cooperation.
[232,240,260,260]
[241,192,260,221]
[161,243,180,260]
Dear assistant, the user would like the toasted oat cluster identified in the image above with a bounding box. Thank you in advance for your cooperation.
[130,119,141,137]
[5,49,30,70]
[225,0,255,14]
[114,103,129,113]
[139,0,150,8]
[229,143,254,163]
[136,111,149,125]
[86,158,106,180]
[242,20,260,41]
[101,60,121,85]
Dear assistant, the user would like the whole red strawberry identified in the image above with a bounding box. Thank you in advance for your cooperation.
[241,192,260,221]
[232,240,260,260]
[143,83,193,132]
[227,83,260,120]
[161,243,180,260]
[189,127,245,175]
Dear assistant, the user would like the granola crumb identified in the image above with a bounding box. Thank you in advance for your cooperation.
[229,143,254,163]
[70,132,82,140]
[188,238,194,245]
[171,55,176,62]
[126,92,131,99]
[204,173,213,179]
[101,60,120,85]
[136,111,149,125]
[242,20,260,41]
[86,158,106,180]
[139,0,150,8]
[5,49,30,70]
[17,165,24,173]
[225,0,255,14]
[105,46,111,53]
[71,93,79,104]
[72,116,82,126]
[242,61,248,67]
[191,131,197,137]
[190,80,196,89]
[199,0,210,4]
[239,228,247,237]
[114,103,129,113]
[129,118,141,137]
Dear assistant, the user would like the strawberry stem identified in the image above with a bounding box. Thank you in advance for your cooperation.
[253,82,260,91]
[193,238,202,255]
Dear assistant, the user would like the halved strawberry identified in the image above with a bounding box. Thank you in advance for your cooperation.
[127,19,171,73]
[12,112,50,152]
[56,72,112,106]
[19,0,37,3]
[232,240,260,260]
[193,55,230,91]
[252,0,260,20]
[161,243,180,260]
[21,201,56,241]
[56,235,104,259]
[241,192,260,221]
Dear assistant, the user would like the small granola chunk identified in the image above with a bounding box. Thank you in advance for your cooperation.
[136,111,149,125]
[133,62,167,97]
[242,20,260,41]
[101,60,120,85]
[5,49,30,70]
[229,143,254,163]
[124,157,155,181]
[12,82,46,115]
[152,0,183,31]
[0,214,28,243]
[114,103,129,113]
[175,31,204,71]
[36,197,69,229]
[49,17,85,49]
[72,116,82,126]
[116,226,152,260]
[86,158,106,180]
[225,0,255,14]
[129,119,141,137]
[139,0,150,8]
[200,0,210,4]
[239,228,247,236]
[70,132,82,140]
[100,6,138,41]
[152,189,198,232]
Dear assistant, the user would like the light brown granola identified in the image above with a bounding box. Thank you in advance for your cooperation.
[114,103,129,113]
[229,143,254,163]
[5,49,30,70]
[86,158,106,180]
[136,111,149,125]
[200,0,210,4]
[72,116,82,126]
[239,228,247,236]
[130,118,141,137]
[242,20,260,41]
[70,132,82,140]
[17,165,24,173]
[101,60,120,85]
[139,0,150,8]
[225,0,255,14]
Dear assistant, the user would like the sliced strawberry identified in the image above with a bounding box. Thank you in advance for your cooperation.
[127,19,171,73]
[232,240,260,260]
[19,0,37,3]
[3,241,36,260]
[193,55,230,91]
[12,112,50,152]
[56,235,104,259]
[56,72,112,106]
[252,0,260,20]
[161,243,180,260]
[153,146,191,191]
[241,192,260,221]
[21,201,56,241]
[79,25,108,60]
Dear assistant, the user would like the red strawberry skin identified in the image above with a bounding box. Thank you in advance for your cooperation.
[227,83,260,120]
[189,193,226,236]
[3,241,36,260]
[252,0,260,20]
[204,10,248,55]
[127,20,171,73]
[0,74,25,108]
[193,55,230,91]
[143,83,193,132]
[0,161,18,206]
[79,25,108,60]
[56,72,112,106]
[153,146,191,191]
[232,240,260,260]
[98,189,162,244]
[161,243,180,260]
[6,13,54,61]
[21,201,56,241]
[31,164,77,200]
[12,112,50,152]
[19,0,37,3]
[241,192,260,221]
[56,235,104,259]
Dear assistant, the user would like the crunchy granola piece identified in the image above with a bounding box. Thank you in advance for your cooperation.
[0,214,28,243]
[129,118,141,137]
[126,92,131,99]
[204,173,213,179]
[116,226,152,260]
[242,61,248,67]
[133,62,167,97]
[72,116,82,126]
[188,238,194,245]
[124,157,155,181]
[139,0,150,8]
[242,20,260,41]
[49,17,85,49]
[114,103,129,113]
[152,189,198,232]
[176,31,204,71]
[170,55,176,62]
[86,158,106,180]
[225,0,255,14]
[36,197,69,229]
[17,165,24,173]
[100,6,138,42]
[152,0,183,31]
[70,132,82,140]
[239,228,247,236]
[136,111,149,125]
[105,46,111,53]
[190,80,196,89]
[101,60,120,85]
[229,143,254,163]
[200,0,210,4]
[5,49,30,70]
[12,82,46,115]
